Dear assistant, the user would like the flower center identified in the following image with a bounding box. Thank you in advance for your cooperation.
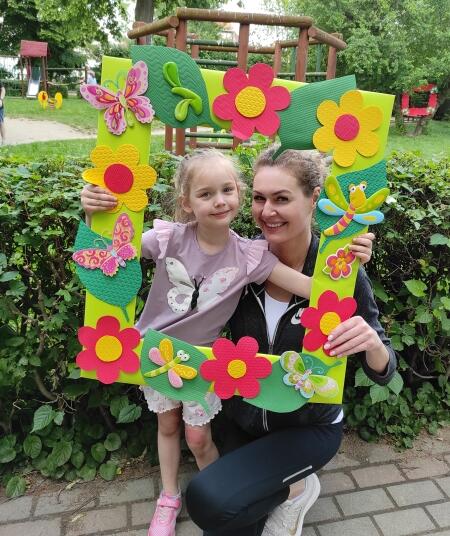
[95,335,123,362]
[104,163,134,194]
[336,258,347,270]
[334,114,360,141]
[319,312,341,335]
[227,359,247,379]
[235,86,266,118]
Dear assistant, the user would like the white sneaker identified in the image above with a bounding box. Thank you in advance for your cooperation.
[262,473,321,536]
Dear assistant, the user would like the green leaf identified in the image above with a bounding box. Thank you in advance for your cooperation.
[91,442,107,463]
[110,395,130,419]
[0,445,16,463]
[354,367,375,387]
[51,441,73,467]
[23,435,42,459]
[86,423,104,439]
[5,336,25,347]
[0,271,19,282]
[369,384,390,403]
[372,280,390,304]
[430,233,449,246]
[32,406,55,433]
[404,279,427,297]
[387,371,404,395]
[440,297,450,310]
[71,451,85,469]
[99,461,118,481]
[354,404,367,421]
[174,99,191,122]
[117,404,142,424]
[415,309,433,323]
[104,433,121,452]
[78,465,96,481]
[5,476,27,498]
[53,411,64,426]
[162,61,181,87]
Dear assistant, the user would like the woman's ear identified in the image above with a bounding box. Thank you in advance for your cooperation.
[312,186,321,206]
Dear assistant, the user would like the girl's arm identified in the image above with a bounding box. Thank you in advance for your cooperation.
[81,184,117,226]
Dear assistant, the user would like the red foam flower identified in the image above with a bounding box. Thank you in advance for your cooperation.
[212,63,291,140]
[200,336,272,399]
[77,316,141,384]
[301,290,357,355]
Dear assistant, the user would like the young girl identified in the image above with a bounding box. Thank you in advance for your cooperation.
[81,149,373,536]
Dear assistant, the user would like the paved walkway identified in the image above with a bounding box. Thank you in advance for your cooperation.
[0,429,449,536]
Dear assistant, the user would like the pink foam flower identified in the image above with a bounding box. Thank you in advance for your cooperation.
[301,290,357,355]
[212,63,291,140]
[76,316,141,384]
[324,246,356,280]
[200,336,272,399]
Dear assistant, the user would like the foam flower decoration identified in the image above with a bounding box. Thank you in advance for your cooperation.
[200,336,272,399]
[313,90,383,167]
[301,290,357,355]
[323,245,356,280]
[82,144,156,212]
[212,63,291,140]
[77,316,141,384]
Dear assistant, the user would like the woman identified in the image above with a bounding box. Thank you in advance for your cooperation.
[0,82,5,145]
[185,147,396,536]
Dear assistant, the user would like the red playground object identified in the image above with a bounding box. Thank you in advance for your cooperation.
[401,83,438,118]
[19,40,49,97]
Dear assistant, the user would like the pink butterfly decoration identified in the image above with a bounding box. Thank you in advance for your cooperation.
[80,61,154,135]
[72,213,137,277]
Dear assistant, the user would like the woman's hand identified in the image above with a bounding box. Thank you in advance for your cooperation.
[81,184,117,216]
[323,316,389,373]
[349,232,375,265]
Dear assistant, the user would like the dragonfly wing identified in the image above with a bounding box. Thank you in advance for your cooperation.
[353,211,384,225]
[159,339,174,363]
[324,175,348,210]
[149,348,165,366]
[318,199,346,217]
[310,375,339,398]
[168,369,183,388]
[280,351,301,373]
[363,188,390,211]
[173,364,197,380]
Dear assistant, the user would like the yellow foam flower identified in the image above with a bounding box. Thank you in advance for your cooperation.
[313,90,383,168]
[82,145,156,212]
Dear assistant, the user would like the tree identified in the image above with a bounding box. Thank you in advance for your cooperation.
[134,0,225,24]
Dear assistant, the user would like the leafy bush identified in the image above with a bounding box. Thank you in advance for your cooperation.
[0,149,449,495]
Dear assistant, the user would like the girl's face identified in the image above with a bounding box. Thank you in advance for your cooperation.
[252,165,319,247]
[182,158,240,230]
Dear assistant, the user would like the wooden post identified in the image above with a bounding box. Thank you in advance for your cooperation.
[295,27,309,81]
[175,20,187,155]
[132,21,148,45]
[273,42,282,76]
[326,45,337,80]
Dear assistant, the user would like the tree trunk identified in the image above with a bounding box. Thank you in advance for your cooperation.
[134,0,154,44]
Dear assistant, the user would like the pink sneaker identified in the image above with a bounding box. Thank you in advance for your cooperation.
[148,491,182,536]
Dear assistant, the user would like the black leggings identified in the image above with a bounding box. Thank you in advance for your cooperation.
[186,420,343,536]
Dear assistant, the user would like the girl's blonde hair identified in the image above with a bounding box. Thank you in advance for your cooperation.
[254,145,327,197]
[173,148,245,223]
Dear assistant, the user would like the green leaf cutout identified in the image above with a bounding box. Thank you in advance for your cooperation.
[131,45,217,129]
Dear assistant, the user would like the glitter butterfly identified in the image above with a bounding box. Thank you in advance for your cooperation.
[80,61,154,135]
[72,213,137,277]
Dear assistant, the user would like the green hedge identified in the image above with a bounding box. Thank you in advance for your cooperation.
[0,149,448,495]
[0,79,69,98]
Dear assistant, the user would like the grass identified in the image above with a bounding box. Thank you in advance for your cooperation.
[385,120,450,158]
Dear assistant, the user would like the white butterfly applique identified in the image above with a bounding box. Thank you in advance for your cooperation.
[165,257,239,314]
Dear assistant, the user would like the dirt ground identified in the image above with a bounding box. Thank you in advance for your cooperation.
[2,117,95,145]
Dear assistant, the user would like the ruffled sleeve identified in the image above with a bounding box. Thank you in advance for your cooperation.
[247,239,270,276]
[153,219,174,259]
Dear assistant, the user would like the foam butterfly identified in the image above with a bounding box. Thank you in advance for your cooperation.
[280,351,341,399]
[165,258,238,314]
[80,60,154,135]
[145,338,197,388]
[72,213,137,277]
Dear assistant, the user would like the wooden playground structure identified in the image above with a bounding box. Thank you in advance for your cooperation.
[127,8,347,155]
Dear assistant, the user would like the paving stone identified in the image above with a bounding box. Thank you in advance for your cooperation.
[445,454,450,465]
[0,495,32,521]
[321,453,360,471]
[400,457,449,479]
[365,443,404,463]
[35,487,97,515]
[302,528,318,536]
[317,516,379,536]
[387,480,444,507]
[351,463,405,487]
[98,477,154,505]
[176,520,202,535]
[131,500,155,526]
[426,501,450,527]
[436,476,450,497]
[120,531,147,536]
[424,531,450,536]
[65,505,127,536]
[0,518,61,536]
[374,507,436,536]
[306,497,341,523]
[319,472,355,495]
[336,488,394,515]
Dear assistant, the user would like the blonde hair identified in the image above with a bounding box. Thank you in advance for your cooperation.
[254,146,327,197]
[173,148,245,223]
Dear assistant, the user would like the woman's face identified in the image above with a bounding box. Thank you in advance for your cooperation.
[252,165,318,247]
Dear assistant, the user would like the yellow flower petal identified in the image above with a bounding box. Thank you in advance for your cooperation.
[91,145,114,168]
[82,168,105,187]
[133,165,157,190]
[359,106,383,131]
[339,90,363,114]
[355,131,380,157]
[333,140,357,168]
[317,100,339,126]
[313,125,336,152]
[122,189,148,212]
[116,144,140,167]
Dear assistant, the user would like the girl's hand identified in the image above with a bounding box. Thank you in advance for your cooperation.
[81,184,117,216]
[349,232,375,265]
[323,315,383,358]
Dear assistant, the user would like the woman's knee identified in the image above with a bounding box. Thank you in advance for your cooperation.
[186,471,224,528]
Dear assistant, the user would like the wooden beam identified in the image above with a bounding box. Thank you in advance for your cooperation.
[127,15,179,39]
[308,27,346,50]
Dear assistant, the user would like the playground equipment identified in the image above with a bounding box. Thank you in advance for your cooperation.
[19,40,48,98]
[38,90,63,109]
[127,8,346,154]
[401,83,438,135]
